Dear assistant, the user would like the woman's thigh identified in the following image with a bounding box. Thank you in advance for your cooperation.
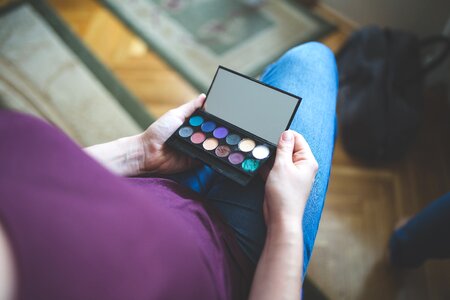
[205,42,338,275]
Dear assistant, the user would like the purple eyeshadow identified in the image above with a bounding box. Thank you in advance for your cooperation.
[213,127,229,139]
[228,152,245,165]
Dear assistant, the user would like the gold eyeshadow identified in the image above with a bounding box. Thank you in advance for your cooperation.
[166,66,301,186]
[203,138,219,151]
[238,139,256,152]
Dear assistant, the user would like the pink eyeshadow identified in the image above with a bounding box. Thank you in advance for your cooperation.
[190,132,206,144]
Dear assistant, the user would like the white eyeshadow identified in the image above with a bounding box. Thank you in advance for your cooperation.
[252,145,270,159]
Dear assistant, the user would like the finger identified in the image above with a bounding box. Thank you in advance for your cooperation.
[292,132,315,160]
[175,94,206,119]
[274,130,295,164]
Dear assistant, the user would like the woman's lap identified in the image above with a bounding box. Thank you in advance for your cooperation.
[171,41,338,276]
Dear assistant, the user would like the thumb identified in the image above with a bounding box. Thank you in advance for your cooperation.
[176,94,206,118]
[275,130,294,164]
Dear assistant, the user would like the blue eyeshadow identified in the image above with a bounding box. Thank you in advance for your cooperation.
[189,115,204,126]
[201,121,216,132]
[225,134,241,145]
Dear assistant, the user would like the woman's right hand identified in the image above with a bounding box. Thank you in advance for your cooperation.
[263,130,318,229]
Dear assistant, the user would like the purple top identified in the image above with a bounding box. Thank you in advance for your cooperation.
[0,111,253,300]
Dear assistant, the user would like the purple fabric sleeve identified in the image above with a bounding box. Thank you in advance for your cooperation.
[0,110,252,300]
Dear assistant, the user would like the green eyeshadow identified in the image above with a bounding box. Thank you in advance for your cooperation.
[241,159,260,172]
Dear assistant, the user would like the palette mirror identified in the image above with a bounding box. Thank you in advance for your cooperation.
[204,67,299,145]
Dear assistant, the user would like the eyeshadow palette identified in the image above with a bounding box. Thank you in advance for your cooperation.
[167,66,301,186]
[169,109,274,184]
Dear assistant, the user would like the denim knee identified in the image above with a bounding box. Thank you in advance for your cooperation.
[260,41,339,103]
[274,42,338,90]
[280,42,335,67]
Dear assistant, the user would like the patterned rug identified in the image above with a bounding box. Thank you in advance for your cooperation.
[0,0,154,146]
[101,0,334,91]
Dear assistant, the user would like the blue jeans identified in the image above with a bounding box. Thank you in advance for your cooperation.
[169,42,338,276]
[389,192,450,267]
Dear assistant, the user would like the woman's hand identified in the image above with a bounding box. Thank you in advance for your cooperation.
[85,94,205,177]
[138,94,206,174]
[263,130,318,229]
[250,132,317,300]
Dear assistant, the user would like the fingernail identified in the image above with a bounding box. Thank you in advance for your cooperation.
[282,131,292,141]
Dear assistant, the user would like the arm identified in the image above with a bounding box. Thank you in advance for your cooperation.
[249,220,303,300]
[0,222,16,300]
[250,131,318,300]
[85,94,206,176]
[84,135,145,177]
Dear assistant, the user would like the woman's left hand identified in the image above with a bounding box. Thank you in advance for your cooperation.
[137,94,206,174]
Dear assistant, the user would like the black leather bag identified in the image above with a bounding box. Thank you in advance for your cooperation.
[337,26,450,161]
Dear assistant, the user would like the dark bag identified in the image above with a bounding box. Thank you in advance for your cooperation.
[337,26,450,161]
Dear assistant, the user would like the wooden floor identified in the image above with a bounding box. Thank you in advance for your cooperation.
[45,0,450,299]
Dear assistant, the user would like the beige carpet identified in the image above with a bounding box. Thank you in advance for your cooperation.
[0,2,151,146]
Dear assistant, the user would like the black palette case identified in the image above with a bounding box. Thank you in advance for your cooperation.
[167,66,301,186]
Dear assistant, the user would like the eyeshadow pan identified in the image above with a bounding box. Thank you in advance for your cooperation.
[242,159,260,172]
[203,138,219,150]
[226,134,241,145]
[215,145,231,157]
[252,145,270,159]
[190,132,206,144]
[228,152,245,165]
[201,121,216,132]
[178,126,194,138]
[238,139,256,152]
[189,115,204,126]
[213,127,229,139]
